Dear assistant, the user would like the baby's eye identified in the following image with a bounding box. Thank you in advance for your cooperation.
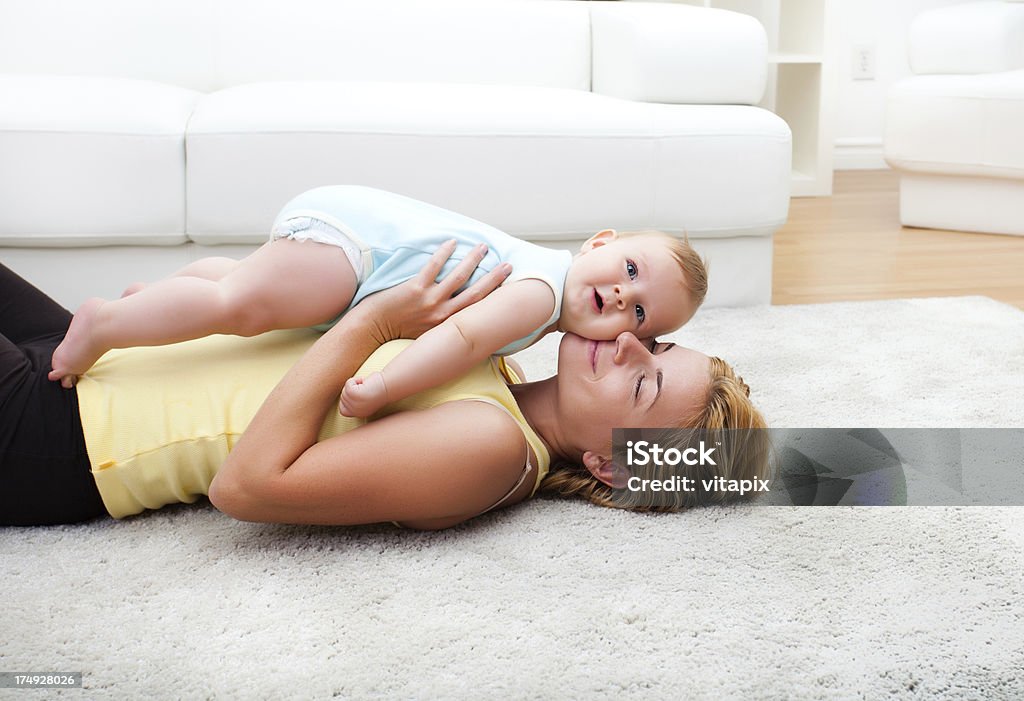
[635,304,646,324]
[626,259,638,280]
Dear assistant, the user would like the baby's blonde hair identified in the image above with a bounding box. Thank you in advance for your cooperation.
[537,356,771,512]
[620,230,708,312]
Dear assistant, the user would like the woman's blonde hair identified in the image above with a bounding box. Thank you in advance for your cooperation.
[537,356,771,512]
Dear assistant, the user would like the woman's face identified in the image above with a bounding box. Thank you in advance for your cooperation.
[556,332,711,453]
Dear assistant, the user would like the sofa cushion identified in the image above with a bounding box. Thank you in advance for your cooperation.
[185,81,791,245]
[885,70,1024,180]
[591,2,767,104]
[0,0,217,92]
[214,0,591,91]
[0,75,200,245]
[0,0,591,94]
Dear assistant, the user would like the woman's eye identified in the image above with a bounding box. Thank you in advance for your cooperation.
[635,305,646,324]
[626,260,638,279]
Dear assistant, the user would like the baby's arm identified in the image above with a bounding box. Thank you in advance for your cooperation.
[338,279,555,417]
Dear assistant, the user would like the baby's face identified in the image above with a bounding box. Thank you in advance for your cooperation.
[560,233,695,340]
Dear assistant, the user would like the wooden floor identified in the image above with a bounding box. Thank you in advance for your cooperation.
[773,170,1024,310]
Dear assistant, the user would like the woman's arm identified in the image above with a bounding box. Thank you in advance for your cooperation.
[214,398,530,527]
[209,241,510,519]
[338,278,555,417]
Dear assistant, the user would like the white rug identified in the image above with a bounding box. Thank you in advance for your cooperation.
[3,296,1023,700]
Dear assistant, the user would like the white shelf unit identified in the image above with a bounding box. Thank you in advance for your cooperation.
[664,0,836,196]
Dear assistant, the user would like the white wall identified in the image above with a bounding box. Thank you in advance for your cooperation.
[832,0,963,169]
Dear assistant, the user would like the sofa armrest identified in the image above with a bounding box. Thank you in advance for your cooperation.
[909,1,1024,75]
[590,2,766,105]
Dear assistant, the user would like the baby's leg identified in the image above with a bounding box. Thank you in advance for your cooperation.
[174,256,241,281]
[49,240,357,384]
[121,256,240,297]
[213,239,358,335]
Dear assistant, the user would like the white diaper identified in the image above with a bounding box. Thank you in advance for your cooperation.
[270,216,366,284]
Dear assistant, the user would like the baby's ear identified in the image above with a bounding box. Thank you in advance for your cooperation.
[580,229,618,253]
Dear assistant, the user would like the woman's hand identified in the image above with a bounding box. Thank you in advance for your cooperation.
[350,240,511,344]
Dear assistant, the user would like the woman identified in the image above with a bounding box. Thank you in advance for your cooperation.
[0,243,769,528]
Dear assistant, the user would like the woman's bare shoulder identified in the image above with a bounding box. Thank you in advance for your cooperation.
[434,399,527,455]
[390,399,532,529]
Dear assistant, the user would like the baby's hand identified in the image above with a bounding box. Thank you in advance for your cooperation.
[338,372,389,418]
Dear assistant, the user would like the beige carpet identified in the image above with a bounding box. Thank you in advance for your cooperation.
[2,296,1023,700]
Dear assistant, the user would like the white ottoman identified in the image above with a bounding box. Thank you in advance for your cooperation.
[884,1,1024,236]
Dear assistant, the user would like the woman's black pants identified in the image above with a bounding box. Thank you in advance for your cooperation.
[0,262,106,525]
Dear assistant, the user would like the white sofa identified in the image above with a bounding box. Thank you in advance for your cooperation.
[885,0,1024,236]
[0,0,792,309]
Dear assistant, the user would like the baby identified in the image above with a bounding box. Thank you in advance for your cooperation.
[50,186,707,417]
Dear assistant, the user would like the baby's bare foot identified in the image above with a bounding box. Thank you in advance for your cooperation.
[49,297,107,388]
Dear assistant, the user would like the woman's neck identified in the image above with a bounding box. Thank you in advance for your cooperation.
[508,377,578,464]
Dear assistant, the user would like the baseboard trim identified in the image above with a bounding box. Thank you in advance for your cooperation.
[834,138,888,171]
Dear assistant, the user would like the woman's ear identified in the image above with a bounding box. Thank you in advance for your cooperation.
[580,229,618,253]
[582,451,630,489]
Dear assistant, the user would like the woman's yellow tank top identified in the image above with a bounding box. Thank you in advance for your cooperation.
[75,330,549,518]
